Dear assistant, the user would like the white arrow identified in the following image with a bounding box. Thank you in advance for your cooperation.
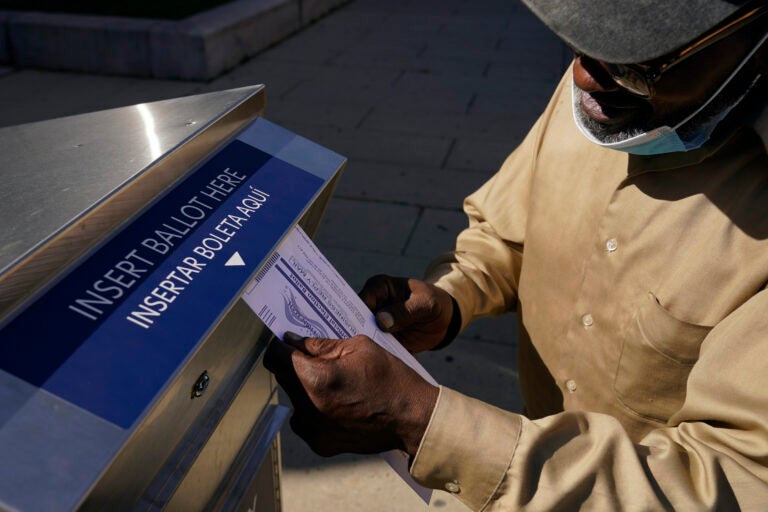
[225,251,245,267]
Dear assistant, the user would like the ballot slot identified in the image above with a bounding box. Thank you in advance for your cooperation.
[0,88,345,512]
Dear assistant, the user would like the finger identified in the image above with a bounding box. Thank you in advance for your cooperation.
[375,299,420,334]
[265,340,314,407]
[375,310,395,331]
[272,370,309,408]
[285,332,340,358]
[359,274,410,311]
[283,331,306,348]
[263,337,298,376]
[289,347,336,399]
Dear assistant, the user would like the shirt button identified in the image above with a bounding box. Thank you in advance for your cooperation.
[581,313,594,327]
[566,379,577,393]
[445,480,461,493]
[606,238,618,252]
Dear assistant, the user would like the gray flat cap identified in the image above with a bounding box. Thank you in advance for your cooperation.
[520,0,748,63]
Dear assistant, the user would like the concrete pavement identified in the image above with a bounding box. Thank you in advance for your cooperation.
[0,0,567,509]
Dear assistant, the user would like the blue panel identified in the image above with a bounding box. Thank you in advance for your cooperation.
[0,388,124,512]
[0,131,329,428]
[0,369,37,430]
[237,118,345,180]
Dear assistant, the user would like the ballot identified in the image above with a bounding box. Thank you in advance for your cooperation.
[242,225,436,503]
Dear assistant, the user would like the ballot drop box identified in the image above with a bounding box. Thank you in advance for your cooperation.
[0,86,345,511]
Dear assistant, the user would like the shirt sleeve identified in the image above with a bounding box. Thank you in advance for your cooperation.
[411,288,768,510]
[423,102,551,332]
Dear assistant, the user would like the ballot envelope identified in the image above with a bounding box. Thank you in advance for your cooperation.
[0,86,344,511]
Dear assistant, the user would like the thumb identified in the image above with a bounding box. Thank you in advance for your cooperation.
[359,274,410,312]
[374,301,417,334]
[284,331,339,357]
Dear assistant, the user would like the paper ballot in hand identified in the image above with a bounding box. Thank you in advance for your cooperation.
[241,226,436,503]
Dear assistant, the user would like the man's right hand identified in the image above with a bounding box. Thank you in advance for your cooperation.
[359,275,457,353]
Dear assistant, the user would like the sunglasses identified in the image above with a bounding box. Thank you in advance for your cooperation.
[578,1,768,98]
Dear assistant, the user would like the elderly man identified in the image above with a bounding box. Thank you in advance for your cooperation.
[265,0,768,509]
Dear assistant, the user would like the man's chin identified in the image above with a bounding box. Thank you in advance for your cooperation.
[575,106,646,144]
[573,85,649,143]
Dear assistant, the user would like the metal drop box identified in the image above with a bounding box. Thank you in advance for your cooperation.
[0,86,345,511]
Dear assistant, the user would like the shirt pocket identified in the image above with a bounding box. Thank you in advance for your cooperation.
[614,292,713,423]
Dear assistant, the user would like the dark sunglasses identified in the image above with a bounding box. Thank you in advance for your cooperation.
[578,1,768,98]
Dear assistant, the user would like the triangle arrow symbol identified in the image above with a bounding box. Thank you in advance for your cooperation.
[225,251,245,267]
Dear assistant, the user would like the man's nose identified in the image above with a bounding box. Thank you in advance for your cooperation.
[573,55,621,93]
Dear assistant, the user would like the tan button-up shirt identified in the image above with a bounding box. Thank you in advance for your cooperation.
[411,70,768,510]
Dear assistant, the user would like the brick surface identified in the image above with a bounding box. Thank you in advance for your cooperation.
[314,198,420,254]
[321,248,432,292]
[329,43,426,68]
[267,99,371,132]
[460,314,519,346]
[308,129,454,167]
[445,137,520,173]
[258,22,364,64]
[404,208,467,258]
[333,160,488,209]
[420,338,522,411]
[278,66,401,106]
[362,107,537,144]
[200,59,325,99]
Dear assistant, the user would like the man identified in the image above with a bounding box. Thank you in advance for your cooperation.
[265,0,768,509]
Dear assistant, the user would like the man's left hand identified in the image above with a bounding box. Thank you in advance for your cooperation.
[263,332,439,457]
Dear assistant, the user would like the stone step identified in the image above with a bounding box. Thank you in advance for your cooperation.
[0,0,350,80]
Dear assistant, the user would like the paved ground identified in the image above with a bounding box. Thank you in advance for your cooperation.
[0,0,567,509]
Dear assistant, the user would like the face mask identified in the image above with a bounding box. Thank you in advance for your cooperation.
[572,32,768,156]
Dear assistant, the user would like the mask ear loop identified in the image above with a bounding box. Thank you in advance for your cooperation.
[667,31,768,132]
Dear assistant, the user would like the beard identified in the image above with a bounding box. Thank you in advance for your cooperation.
[571,88,648,143]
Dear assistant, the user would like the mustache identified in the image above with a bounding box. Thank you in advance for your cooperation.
[573,85,649,143]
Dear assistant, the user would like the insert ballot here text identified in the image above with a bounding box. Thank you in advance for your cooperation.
[67,168,271,329]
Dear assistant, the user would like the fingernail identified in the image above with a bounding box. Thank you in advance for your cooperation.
[376,311,394,330]
[284,331,303,343]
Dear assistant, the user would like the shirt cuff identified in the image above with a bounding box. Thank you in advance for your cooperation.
[424,257,477,333]
[410,386,522,511]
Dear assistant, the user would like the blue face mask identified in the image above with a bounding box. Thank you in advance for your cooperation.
[573,32,768,156]
[593,104,736,156]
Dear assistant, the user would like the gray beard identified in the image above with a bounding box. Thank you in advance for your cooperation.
[571,91,647,143]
